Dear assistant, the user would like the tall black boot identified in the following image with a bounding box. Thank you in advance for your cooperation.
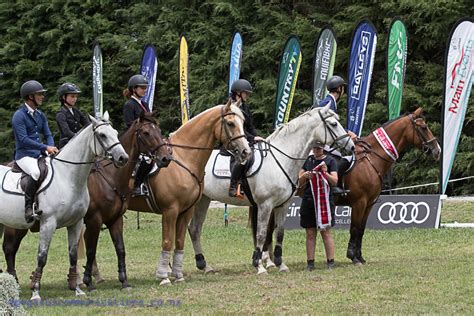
[132,160,153,197]
[229,163,245,197]
[24,176,41,223]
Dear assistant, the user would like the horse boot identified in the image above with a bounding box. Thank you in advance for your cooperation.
[24,175,42,223]
[132,160,152,197]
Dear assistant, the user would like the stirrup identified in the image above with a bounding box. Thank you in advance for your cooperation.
[132,183,149,197]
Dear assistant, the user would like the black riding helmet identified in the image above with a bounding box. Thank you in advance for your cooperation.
[326,75,346,92]
[20,80,47,100]
[231,79,253,94]
[128,74,148,90]
[58,82,81,103]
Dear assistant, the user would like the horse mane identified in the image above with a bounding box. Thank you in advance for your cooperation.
[381,108,424,128]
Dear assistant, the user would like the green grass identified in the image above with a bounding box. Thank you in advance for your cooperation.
[1,200,473,314]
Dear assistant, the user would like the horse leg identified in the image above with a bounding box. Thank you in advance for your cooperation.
[188,195,214,273]
[262,210,276,269]
[253,202,273,275]
[347,200,367,266]
[156,209,178,286]
[29,219,57,302]
[83,218,102,291]
[272,205,289,272]
[2,227,28,282]
[67,220,86,297]
[172,207,195,283]
[107,215,131,290]
[356,207,372,264]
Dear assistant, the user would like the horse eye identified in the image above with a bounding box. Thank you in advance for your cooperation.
[143,131,150,136]
[330,122,337,127]
[100,133,106,139]
[227,121,235,128]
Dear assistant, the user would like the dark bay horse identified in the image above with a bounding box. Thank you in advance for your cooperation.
[2,112,171,291]
[258,108,440,267]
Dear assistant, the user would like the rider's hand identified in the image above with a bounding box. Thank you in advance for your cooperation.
[46,146,59,155]
[254,136,265,142]
[348,131,357,140]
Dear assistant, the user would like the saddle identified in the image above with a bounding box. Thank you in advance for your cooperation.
[328,152,356,195]
[212,142,266,179]
[2,157,52,195]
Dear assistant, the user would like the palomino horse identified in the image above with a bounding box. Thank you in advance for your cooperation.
[96,99,251,286]
[188,105,355,275]
[258,108,440,267]
[0,115,128,301]
[2,111,172,291]
[339,108,440,264]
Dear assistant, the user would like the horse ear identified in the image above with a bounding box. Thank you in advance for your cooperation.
[414,107,423,116]
[224,98,232,111]
[89,115,99,126]
[102,111,110,122]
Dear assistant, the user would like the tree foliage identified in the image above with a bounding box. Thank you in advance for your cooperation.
[0,0,472,195]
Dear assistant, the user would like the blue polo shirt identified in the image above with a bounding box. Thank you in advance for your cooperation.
[314,94,337,113]
[12,104,54,160]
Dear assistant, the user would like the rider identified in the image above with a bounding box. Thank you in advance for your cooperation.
[55,82,90,148]
[123,74,152,196]
[228,79,264,198]
[12,80,59,223]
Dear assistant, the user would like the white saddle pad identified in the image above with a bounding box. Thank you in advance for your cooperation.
[1,159,53,195]
[212,147,264,179]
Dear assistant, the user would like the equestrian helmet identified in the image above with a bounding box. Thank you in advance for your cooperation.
[326,75,346,92]
[231,79,253,94]
[20,80,47,99]
[128,74,148,89]
[58,82,81,100]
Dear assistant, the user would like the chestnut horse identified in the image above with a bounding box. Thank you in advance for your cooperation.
[259,108,440,267]
[117,100,251,286]
[2,112,172,292]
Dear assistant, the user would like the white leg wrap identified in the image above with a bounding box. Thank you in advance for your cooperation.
[156,250,171,279]
[171,250,185,280]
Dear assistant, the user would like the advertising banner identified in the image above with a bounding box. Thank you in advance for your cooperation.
[347,20,377,136]
[387,18,408,120]
[228,32,243,96]
[274,35,302,129]
[312,27,337,106]
[285,195,441,230]
[179,35,190,125]
[441,18,474,194]
[92,43,103,119]
[140,44,158,111]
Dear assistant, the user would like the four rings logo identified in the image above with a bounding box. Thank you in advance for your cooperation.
[377,202,430,225]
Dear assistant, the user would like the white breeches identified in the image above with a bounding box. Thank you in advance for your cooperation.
[16,156,40,180]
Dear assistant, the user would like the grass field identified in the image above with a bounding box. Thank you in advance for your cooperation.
[1,200,473,314]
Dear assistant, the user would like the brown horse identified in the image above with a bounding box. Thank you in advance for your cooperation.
[2,112,171,290]
[257,108,440,267]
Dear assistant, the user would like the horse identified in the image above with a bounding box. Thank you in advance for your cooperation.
[2,111,172,292]
[0,114,128,302]
[258,107,440,267]
[88,99,251,286]
[338,108,440,265]
[188,104,355,275]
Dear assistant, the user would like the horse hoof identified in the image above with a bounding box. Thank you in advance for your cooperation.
[94,277,105,284]
[174,277,185,283]
[204,266,216,274]
[352,259,363,266]
[279,263,290,273]
[86,284,97,292]
[30,290,41,302]
[121,286,132,292]
[265,261,276,269]
[159,278,172,286]
[257,265,268,275]
[75,287,86,297]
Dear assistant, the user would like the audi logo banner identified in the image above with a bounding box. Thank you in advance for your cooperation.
[285,195,441,230]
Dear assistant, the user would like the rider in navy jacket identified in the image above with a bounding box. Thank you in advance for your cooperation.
[12,80,58,223]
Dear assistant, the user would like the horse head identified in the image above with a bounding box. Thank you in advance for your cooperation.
[314,104,355,155]
[135,111,172,168]
[89,113,129,167]
[216,98,251,164]
[408,108,441,160]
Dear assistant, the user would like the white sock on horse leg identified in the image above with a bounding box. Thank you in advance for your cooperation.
[156,251,171,279]
[172,250,184,280]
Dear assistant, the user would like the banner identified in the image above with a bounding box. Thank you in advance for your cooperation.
[228,32,243,96]
[387,18,408,120]
[140,44,158,111]
[347,20,377,136]
[441,18,474,194]
[179,35,190,125]
[285,195,441,230]
[274,35,302,129]
[312,27,337,106]
[92,43,103,118]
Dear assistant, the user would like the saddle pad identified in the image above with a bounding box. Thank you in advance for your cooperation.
[212,147,263,179]
[2,158,53,195]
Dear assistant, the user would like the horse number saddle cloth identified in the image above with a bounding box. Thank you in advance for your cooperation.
[212,143,265,179]
[2,157,53,195]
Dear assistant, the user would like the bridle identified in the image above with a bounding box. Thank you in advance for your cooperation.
[219,106,247,154]
[410,114,438,155]
[318,110,351,153]
[134,120,172,162]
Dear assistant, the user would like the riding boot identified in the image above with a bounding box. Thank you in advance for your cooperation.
[24,175,41,223]
[132,160,153,197]
[229,163,245,198]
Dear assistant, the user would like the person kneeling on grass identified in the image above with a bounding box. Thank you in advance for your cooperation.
[298,141,337,271]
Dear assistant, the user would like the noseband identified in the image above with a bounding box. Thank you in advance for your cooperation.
[134,121,172,160]
[93,122,122,161]
[410,115,437,154]
[219,107,246,153]
[318,110,351,152]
